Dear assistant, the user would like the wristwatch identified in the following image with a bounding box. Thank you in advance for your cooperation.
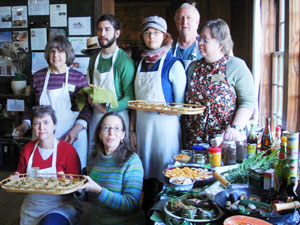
[231,125,242,132]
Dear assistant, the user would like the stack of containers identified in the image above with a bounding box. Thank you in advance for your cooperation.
[284,131,299,184]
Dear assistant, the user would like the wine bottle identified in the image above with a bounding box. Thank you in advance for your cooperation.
[246,121,257,157]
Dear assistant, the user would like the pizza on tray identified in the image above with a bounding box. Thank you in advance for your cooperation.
[0,174,86,195]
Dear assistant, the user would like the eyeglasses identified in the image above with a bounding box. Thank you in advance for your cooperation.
[32,105,52,110]
[196,36,214,43]
[101,125,123,133]
[143,31,162,37]
[49,49,65,54]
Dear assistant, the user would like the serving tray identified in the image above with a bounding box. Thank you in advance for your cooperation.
[0,173,86,195]
[128,100,205,115]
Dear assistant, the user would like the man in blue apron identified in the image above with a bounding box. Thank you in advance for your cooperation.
[87,14,135,156]
[172,3,202,69]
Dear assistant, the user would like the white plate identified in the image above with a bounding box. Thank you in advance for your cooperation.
[164,200,224,223]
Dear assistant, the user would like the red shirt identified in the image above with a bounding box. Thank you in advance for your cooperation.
[17,139,81,174]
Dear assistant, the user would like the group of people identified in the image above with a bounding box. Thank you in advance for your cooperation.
[13,2,256,225]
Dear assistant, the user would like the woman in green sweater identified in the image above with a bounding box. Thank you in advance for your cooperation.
[78,112,145,225]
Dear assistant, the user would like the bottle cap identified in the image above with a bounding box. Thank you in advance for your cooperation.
[276,126,281,132]
[192,145,205,151]
[208,146,221,153]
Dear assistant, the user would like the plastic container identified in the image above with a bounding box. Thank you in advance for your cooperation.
[222,141,236,165]
[208,146,221,167]
[192,145,207,165]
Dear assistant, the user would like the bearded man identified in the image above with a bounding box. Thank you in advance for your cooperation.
[86,14,135,154]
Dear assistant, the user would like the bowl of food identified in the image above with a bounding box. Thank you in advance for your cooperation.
[163,166,214,187]
[173,154,192,163]
[223,215,272,225]
[169,177,195,191]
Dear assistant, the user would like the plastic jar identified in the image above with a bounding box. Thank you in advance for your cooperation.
[222,141,236,165]
[208,146,222,167]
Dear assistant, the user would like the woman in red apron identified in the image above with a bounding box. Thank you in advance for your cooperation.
[15,105,81,225]
[182,19,256,149]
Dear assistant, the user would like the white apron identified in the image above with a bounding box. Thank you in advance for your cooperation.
[89,47,129,154]
[39,67,87,169]
[173,40,199,69]
[134,55,181,182]
[20,138,79,225]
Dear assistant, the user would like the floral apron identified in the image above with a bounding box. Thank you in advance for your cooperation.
[183,56,236,149]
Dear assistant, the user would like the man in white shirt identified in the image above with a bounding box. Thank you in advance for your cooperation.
[172,3,202,69]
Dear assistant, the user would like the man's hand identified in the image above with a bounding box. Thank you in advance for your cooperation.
[64,124,83,144]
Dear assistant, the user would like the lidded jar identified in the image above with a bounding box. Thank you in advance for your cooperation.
[222,140,236,165]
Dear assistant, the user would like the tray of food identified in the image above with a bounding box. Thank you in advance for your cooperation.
[164,193,224,222]
[0,173,86,195]
[127,100,205,115]
[163,166,214,187]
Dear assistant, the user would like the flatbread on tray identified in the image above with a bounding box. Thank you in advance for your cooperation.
[0,173,86,195]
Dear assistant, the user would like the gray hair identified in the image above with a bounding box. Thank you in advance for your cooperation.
[175,3,200,21]
[200,18,233,55]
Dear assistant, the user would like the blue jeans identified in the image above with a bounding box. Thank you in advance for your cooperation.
[39,213,70,225]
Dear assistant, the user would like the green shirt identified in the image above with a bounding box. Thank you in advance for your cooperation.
[87,48,135,112]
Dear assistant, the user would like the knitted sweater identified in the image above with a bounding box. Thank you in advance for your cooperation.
[86,152,145,225]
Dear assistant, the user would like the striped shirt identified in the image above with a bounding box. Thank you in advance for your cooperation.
[87,152,145,225]
[24,67,91,123]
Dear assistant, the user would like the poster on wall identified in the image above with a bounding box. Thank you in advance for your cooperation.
[31,28,47,51]
[28,0,49,16]
[50,4,67,27]
[13,31,29,52]
[68,17,91,35]
[68,37,88,55]
[32,52,48,74]
[0,32,12,48]
[12,6,28,28]
[0,6,12,28]
[73,57,90,75]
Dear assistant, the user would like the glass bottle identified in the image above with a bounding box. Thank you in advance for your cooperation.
[261,117,273,155]
[275,136,289,192]
[272,125,281,155]
[247,121,257,157]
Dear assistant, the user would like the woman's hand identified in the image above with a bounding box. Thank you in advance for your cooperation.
[14,121,29,139]
[80,175,102,194]
[129,131,137,151]
[223,127,240,141]
[65,124,83,144]
[88,96,107,114]
[9,172,19,181]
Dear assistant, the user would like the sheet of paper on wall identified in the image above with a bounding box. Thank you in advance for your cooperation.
[32,52,48,74]
[68,17,91,36]
[30,28,47,51]
[13,31,29,52]
[73,57,89,75]
[50,4,67,27]
[0,31,12,48]
[7,99,24,112]
[12,6,28,28]
[28,0,49,15]
[69,37,88,55]
[0,6,12,28]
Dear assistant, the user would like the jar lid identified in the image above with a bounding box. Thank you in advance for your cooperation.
[192,145,205,151]
[208,146,221,153]
[223,140,236,145]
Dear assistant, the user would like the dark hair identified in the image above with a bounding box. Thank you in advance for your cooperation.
[199,18,233,55]
[89,112,134,168]
[31,105,57,125]
[44,35,75,66]
[141,31,173,49]
[97,14,121,31]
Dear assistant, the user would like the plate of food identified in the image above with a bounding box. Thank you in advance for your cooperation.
[164,193,224,222]
[163,166,214,187]
[0,173,86,195]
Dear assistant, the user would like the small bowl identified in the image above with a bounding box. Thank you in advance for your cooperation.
[173,154,192,163]
[169,177,195,191]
